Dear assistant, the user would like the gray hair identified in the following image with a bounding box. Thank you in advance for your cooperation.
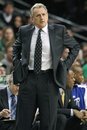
[30,3,48,17]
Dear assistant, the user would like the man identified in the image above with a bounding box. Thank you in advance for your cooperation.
[13,3,80,130]
[0,1,15,27]
[57,70,87,130]
[72,66,86,109]
[0,62,6,89]
[0,74,19,130]
[1,46,13,75]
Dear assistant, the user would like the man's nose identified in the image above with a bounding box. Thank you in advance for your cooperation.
[40,15,44,19]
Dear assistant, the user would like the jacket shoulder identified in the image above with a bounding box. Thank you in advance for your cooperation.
[0,87,7,95]
[20,24,34,30]
[50,24,66,30]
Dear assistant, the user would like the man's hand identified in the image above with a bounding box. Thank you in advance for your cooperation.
[0,109,11,118]
[73,109,84,119]
[80,110,87,122]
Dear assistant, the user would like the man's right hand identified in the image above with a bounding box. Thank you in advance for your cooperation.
[0,109,11,118]
[73,109,84,119]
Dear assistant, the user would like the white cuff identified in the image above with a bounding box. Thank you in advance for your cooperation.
[71,109,74,116]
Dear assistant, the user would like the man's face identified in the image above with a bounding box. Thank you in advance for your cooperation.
[9,83,19,95]
[31,7,48,28]
[7,47,13,61]
[4,28,14,41]
[67,70,75,89]
[4,4,14,15]
[74,68,84,84]
[0,67,6,76]
[14,16,22,28]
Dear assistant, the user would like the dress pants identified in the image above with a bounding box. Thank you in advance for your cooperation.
[56,114,87,130]
[0,120,16,130]
[16,70,58,130]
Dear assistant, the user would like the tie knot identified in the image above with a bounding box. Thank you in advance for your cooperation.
[38,29,42,34]
[11,94,15,98]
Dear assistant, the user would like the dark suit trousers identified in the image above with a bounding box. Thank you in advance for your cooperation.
[16,70,58,130]
[56,114,86,130]
[0,120,16,130]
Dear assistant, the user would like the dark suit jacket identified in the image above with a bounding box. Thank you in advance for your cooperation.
[0,87,9,112]
[13,24,80,89]
[57,89,79,117]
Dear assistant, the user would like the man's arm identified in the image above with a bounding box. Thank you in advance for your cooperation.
[57,108,71,116]
[63,26,80,70]
[13,28,22,65]
[57,108,84,119]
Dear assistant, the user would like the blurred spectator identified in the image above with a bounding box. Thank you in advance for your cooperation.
[72,66,87,109]
[0,27,4,52]
[0,1,15,27]
[0,27,5,60]
[0,74,19,130]
[3,26,15,49]
[25,11,33,25]
[81,43,87,66]
[13,15,24,38]
[0,63,6,76]
[1,46,13,75]
[72,60,81,68]
[56,69,86,130]
[82,64,87,82]
[0,62,7,89]
[67,29,74,37]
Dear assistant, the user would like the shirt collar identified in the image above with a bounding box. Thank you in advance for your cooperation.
[7,86,12,98]
[35,24,48,34]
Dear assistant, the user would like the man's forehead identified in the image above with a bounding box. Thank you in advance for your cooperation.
[33,7,47,14]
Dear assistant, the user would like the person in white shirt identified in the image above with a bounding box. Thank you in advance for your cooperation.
[13,3,80,130]
[0,74,19,130]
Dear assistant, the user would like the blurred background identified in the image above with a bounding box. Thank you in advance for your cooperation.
[0,0,87,88]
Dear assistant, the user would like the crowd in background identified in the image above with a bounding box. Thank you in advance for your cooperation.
[0,1,87,130]
[0,0,87,103]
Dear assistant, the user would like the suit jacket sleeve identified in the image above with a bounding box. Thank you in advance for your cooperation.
[57,108,71,116]
[63,26,80,70]
[13,27,22,65]
[57,90,80,117]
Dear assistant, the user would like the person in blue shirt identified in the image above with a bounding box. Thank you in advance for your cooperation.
[72,66,86,109]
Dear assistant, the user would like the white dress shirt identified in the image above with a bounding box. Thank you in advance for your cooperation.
[29,24,52,70]
[3,13,12,23]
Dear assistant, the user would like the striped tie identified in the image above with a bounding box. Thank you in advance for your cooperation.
[10,94,16,120]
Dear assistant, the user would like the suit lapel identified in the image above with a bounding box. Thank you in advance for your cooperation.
[48,25,55,68]
[64,90,69,108]
[26,24,61,70]
[58,92,64,107]
[26,25,35,64]
[48,25,60,71]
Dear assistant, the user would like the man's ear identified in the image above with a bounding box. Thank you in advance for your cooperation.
[30,17,34,24]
